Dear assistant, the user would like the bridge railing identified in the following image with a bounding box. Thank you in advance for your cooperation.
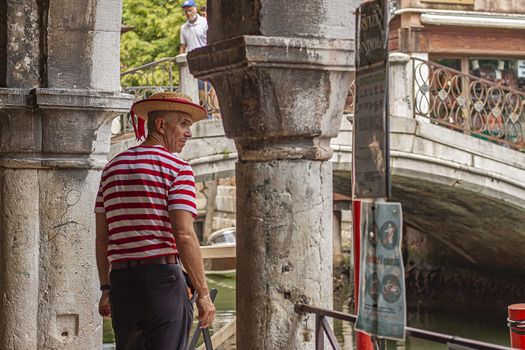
[344,78,356,115]
[117,58,180,134]
[116,56,220,136]
[411,57,525,151]
[120,57,179,95]
[117,55,525,152]
[298,304,512,350]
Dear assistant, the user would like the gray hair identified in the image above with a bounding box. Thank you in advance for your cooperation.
[146,110,185,132]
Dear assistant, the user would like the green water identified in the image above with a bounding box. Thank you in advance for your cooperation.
[103,275,511,349]
[335,309,510,350]
[103,318,115,344]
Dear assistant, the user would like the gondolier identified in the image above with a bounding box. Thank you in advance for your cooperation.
[95,92,215,349]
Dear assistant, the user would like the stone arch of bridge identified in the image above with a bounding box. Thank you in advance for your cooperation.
[161,116,525,274]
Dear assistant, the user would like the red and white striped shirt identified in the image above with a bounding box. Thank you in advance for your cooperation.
[94,145,197,263]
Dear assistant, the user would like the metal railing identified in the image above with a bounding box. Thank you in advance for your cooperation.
[118,58,181,134]
[345,78,356,115]
[298,304,512,350]
[412,58,525,151]
[121,57,179,96]
[117,56,525,152]
[116,58,221,136]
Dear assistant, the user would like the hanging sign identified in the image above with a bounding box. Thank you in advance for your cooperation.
[355,201,406,341]
[353,0,391,199]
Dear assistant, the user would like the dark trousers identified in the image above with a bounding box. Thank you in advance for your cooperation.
[110,264,193,350]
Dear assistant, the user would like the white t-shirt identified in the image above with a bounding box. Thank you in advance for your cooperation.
[180,15,208,52]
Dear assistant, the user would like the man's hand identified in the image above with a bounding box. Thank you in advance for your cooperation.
[196,294,215,328]
[170,210,215,327]
[95,213,111,317]
[98,291,111,317]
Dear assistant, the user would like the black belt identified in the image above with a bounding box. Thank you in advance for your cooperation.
[111,256,178,270]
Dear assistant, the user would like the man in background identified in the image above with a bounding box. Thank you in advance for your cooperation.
[180,0,207,54]
[179,0,215,115]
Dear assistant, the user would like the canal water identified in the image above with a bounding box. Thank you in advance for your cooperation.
[103,274,511,349]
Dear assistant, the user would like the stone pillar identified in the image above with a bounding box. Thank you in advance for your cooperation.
[203,179,218,241]
[188,1,355,348]
[0,1,132,349]
[176,53,199,104]
[389,52,413,119]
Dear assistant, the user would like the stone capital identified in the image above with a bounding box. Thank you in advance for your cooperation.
[0,88,132,113]
[188,35,355,161]
[189,35,354,76]
[34,88,133,112]
[0,88,133,169]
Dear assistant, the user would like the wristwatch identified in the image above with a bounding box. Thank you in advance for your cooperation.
[100,284,110,291]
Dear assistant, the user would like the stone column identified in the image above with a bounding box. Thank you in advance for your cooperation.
[389,52,413,119]
[176,53,200,104]
[0,1,132,349]
[188,2,355,348]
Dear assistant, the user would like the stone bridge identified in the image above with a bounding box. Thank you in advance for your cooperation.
[110,113,525,275]
[112,52,525,297]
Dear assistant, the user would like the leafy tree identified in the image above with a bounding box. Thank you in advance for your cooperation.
[120,0,205,87]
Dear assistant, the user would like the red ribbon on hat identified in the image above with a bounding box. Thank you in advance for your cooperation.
[130,110,146,141]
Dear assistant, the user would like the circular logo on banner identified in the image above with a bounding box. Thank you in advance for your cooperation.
[379,221,398,250]
[381,274,401,303]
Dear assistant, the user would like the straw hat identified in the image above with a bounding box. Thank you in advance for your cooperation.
[130,92,207,140]
[132,92,206,122]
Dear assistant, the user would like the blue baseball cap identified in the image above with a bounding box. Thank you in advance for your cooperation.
[181,0,196,8]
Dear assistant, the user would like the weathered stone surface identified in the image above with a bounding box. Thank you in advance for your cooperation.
[215,185,236,212]
[0,89,132,169]
[0,1,6,85]
[0,1,131,347]
[176,53,199,105]
[389,53,413,119]
[189,1,356,346]
[236,160,333,349]
[0,89,131,349]
[37,169,102,349]
[207,0,359,44]
[0,169,40,350]
[189,2,354,347]
[35,89,132,158]
[0,106,42,154]
[47,0,122,89]
[0,1,42,87]
[189,35,354,161]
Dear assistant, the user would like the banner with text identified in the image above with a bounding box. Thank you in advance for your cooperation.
[355,201,406,341]
[353,0,390,199]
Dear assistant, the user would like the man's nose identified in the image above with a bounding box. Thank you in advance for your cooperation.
[185,129,192,138]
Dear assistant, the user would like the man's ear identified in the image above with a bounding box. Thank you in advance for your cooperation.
[155,117,166,134]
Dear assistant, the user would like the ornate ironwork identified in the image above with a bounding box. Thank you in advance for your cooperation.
[121,58,179,96]
[413,58,525,151]
[116,58,221,135]
[117,58,180,134]
[345,78,356,114]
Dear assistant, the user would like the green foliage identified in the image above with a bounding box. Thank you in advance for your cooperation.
[120,0,205,72]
